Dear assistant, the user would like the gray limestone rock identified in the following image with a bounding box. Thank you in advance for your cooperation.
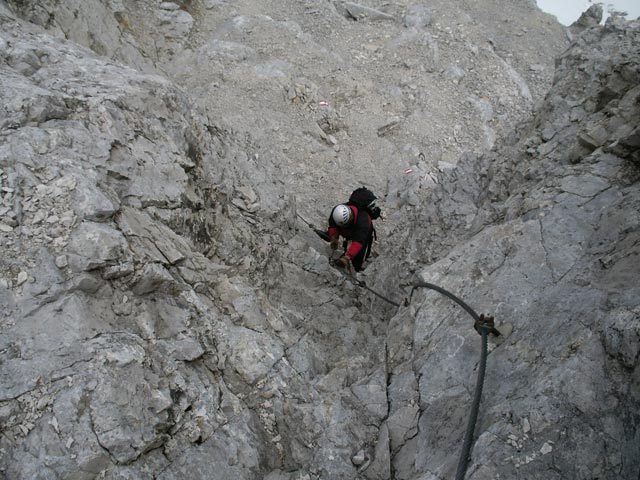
[116,207,191,265]
[444,64,465,84]
[387,30,439,72]
[67,221,129,271]
[72,176,120,221]
[365,423,391,480]
[384,16,640,480]
[344,3,395,22]
[222,325,285,385]
[131,263,182,295]
[350,370,388,421]
[571,4,604,33]
[1,1,638,480]
[90,361,171,463]
[404,5,432,29]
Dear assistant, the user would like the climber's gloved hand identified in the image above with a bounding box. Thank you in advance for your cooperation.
[330,236,340,250]
[335,255,351,270]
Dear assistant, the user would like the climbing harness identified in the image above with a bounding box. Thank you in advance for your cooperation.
[410,282,500,480]
[295,214,392,306]
[296,212,331,241]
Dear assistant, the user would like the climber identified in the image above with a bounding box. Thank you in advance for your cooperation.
[328,187,381,272]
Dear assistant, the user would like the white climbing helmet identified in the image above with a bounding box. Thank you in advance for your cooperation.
[332,204,353,227]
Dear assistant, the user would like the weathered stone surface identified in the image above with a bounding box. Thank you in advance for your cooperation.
[72,176,120,221]
[344,3,395,22]
[117,207,190,265]
[88,335,167,463]
[131,263,181,295]
[365,423,391,480]
[350,368,388,421]
[384,15,640,480]
[404,5,432,28]
[571,4,603,33]
[1,1,638,480]
[222,326,285,385]
[67,221,129,271]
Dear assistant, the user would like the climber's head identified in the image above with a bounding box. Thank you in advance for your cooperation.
[332,204,353,227]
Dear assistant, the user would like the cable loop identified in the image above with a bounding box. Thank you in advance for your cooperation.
[410,282,500,480]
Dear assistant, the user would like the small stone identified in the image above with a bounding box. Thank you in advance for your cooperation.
[55,255,68,268]
[36,184,52,196]
[102,262,134,280]
[352,450,367,466]
[237,185,258,204]
[16,271,28,286]
[48,417,60,433]
[522,417,531,433]
[73,274,101,293]
[31,211,46,224]
[56,176,77,190]
[160,1,180,10]
[3,216,17,227]
[541,127,556,141]
[61,214,75,228]
[46,215,60,224]
[0,223,13,232]
[52,237,66,248]
[540,442,553,455]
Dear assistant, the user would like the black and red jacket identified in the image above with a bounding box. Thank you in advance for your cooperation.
[328,205,373,260]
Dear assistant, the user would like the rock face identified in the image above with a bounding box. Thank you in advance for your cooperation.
[385,15,640,480]
[0,1,638,480]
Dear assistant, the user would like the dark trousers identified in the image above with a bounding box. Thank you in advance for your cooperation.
[350,245,367,272]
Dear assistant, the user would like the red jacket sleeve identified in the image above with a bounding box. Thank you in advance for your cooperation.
[346,240,363,259]
[328,226,338,238]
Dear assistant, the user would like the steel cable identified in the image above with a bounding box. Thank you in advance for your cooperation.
[410,282,495,480]
[348,274,402,307]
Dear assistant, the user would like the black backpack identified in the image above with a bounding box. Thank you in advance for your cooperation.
[348,187,382,220]
[347,187,380,262]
